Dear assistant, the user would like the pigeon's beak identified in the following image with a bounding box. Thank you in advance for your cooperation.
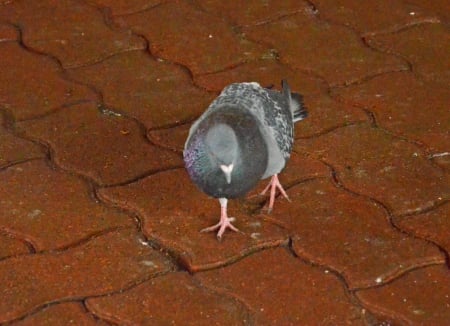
[220,164,234,184]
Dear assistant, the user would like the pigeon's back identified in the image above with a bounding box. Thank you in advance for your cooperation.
[185,81,307,179]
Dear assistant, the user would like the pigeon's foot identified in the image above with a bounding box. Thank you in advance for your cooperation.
[201,198,242,240]
[260,174,291,213]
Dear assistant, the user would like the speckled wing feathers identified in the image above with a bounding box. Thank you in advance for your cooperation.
[214,82,294,161]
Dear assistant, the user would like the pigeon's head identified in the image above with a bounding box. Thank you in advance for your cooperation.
[184,108,267,199]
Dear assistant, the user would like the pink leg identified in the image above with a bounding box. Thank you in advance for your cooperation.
[260,174,290,212]
[200,198,241,240]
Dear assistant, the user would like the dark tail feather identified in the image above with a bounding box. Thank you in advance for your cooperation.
[281,79,308,122]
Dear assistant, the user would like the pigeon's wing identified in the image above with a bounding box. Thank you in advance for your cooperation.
[281,79,307,122]
[217,82,293,177]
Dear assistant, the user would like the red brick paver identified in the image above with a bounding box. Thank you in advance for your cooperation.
[0,0,449,325]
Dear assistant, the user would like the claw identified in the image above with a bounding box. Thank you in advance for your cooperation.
[260,174,290,212]
[200,198,242,240]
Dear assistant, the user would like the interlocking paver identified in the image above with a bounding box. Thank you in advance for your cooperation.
[18,102,182,185]
[14,302,105,326]
[87,272,249,325]
[367,23,450,87]
[406,0,450,22]
[0,42,96,120]
[296,124,450,215]
[118,1,266,75]
[432,154,450,172]
[1,0,448,323]
[243,12,407,86]
[86,0,162,16]
[67,50,215,129]
[197,247,366,325]
[197,0,311,27]
[0,0,146,68]
[333,72,450,152]
[0,233,30,260]
[0,160,134,251]
[98,168,289,272]
[194,60,368,137]
[357,264,450,324]
[0,23,18,41]
[395,203,450,254]
[0,228,172,323]
[0,114,45,168]
[269,177,443,289]
[311,0,439,34]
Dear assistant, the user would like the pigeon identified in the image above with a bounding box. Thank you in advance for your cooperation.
[183,80,307,240]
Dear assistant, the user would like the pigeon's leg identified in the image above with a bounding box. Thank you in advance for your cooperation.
[200,198,241,240]
[260,174,290,212]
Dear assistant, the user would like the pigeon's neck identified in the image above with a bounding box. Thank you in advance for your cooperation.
[205,123,238,165]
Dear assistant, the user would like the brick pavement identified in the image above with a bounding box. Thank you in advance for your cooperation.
[0,0,449,325]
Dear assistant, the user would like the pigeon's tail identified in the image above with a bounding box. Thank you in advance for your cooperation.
[281,79,308,123]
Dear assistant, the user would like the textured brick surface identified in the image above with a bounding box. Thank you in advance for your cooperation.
[99,168,290,272]
[1,0,448,324]
[368,23,450,87]
[87,272,250,325]
[119,1,266,75]
[311,0,440,33]
[271,178,444,289]
[357,265,450,324]
[334,72,450,152]
[67,50,215,129]
[0,114,45,168]
[0,0,146,68]
[395,203,450,254]
[296,124,450,215]
[0,160,134,251]
[0,233,30,260]
[197,247,366,325]
[244,12,407,86]
[0,228,172,323]
[18,102,183,185]
[0,42,96,120]
[13,303,105,326]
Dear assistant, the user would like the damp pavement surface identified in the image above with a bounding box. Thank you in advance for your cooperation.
[0,1,449,325]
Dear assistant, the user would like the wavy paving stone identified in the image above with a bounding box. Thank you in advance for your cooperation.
[195,60,368,137]
[244,12,407,86]
[98,168,290,272]
[14,302,105,326]
[67,50,214,129]
[119,1,266,75]
[368,23,450,87]
[296,124,450,215]
[334,72,450,152]
[311,0,439,34]
[395,203,450,254]
[86,0,162,16]
[0,0,146,68]
[87,272,249,325]
[0,160,134,251]
[407,0,450,22]
[0,233,30,260]
[0,114,45,168]
[0,228,172,323]
[197,247,365,324]
[18,102,182,185]
[357,265,450,324]
[432,153,450,172]
[0,42,96,120]
[269,178,443,289]
[197,0,310,26]
[0,23,18,41]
